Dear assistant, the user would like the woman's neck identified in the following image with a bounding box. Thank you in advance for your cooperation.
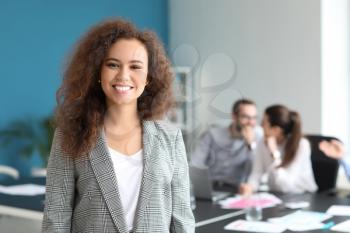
[103,104,143,155]
[104,104,140,131]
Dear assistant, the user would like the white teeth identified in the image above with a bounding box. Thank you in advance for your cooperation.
[114,86,132,91]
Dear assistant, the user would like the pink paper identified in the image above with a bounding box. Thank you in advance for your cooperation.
[226,198,276,208]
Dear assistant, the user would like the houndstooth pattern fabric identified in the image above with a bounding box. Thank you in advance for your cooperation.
[42,121,195,233]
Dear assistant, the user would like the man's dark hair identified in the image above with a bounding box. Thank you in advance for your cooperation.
[232,99,256,115]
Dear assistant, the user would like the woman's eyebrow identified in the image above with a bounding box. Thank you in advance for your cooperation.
[105,58,144,64]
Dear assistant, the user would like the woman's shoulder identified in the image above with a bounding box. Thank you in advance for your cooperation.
[50,128,63,143]
[299,137,311,148]
[295,137,311,157]
[144,120,181,138]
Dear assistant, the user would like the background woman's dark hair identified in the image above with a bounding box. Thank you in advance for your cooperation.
[55,18,174,157]
[265,104,302,167]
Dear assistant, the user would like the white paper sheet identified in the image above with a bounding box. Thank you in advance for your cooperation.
[331,219,350,232]
[268,210,332,231]
[0,184,45,196]
[224,219,286,233]
[284,201,310,209]
[327,205,350,216]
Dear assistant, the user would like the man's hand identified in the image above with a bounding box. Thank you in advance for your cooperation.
[241,125,255,145]
[239,183,253,196]
[319,140,345,160]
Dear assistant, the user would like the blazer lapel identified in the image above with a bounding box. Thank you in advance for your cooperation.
[89,129,129,233]
[134,121,158,227]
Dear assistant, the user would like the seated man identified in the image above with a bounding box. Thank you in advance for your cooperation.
[190,99,262,192]
[319,140,350,180]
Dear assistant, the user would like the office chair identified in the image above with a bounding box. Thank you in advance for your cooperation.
[305,135,340,192]
[0,165,19,180]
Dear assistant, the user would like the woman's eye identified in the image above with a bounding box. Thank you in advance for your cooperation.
[106,63,119,68]
[130,65,142,70]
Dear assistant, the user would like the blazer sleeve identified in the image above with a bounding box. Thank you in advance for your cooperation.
[42,130,75,233]
[170,130,195,233]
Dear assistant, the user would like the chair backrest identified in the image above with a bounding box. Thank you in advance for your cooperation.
[305,135,340,192]
[0,165,20,180]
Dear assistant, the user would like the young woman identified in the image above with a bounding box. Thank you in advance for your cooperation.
[42,19,195,233]
[240,105,317,194]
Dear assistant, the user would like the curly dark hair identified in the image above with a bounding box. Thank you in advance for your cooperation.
[55,18,174,157]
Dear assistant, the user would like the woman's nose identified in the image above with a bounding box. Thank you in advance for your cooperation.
[116,67,130,81]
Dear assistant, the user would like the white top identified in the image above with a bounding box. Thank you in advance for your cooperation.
[108,147,143,231]
[248,138,317,193]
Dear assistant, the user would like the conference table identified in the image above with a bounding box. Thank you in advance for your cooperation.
[1,177,350,233]
[194,190,350,233]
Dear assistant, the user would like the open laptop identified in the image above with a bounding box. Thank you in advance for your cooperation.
[189,165,231,202]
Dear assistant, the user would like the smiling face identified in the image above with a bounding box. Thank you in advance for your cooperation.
[262,114,282,139]
[100,38,148,108]
[233,104,257,131]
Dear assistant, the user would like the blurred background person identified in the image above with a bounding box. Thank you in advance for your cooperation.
[240,104,317,195]
[319,140,350,180]
[191,99,262,192]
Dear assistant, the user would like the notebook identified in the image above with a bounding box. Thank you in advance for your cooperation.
[189,165,231,202]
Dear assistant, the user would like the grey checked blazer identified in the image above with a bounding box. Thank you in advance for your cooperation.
[42,121,195,233]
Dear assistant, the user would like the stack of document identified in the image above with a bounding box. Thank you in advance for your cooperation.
[331,219,350,232]
[326,206,350,232]
[326,205,350,216]
[224,219,286,233]
[267,210,332,231]
[224,202,350,232]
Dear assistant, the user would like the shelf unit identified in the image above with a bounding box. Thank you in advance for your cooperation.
[168,66,196,155]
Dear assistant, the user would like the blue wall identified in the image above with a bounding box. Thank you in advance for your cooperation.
[0,0,168,176]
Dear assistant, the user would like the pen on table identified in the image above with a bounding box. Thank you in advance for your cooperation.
[322,221,335,230]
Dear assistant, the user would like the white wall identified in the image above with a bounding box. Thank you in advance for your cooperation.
[321,0,350,189]
[321,0,349,145]
[169,0,322,134]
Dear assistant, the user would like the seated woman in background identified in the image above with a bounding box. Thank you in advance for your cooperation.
[240,104,317,195]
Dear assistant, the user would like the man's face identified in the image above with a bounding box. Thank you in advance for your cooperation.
[233,104,257,130]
